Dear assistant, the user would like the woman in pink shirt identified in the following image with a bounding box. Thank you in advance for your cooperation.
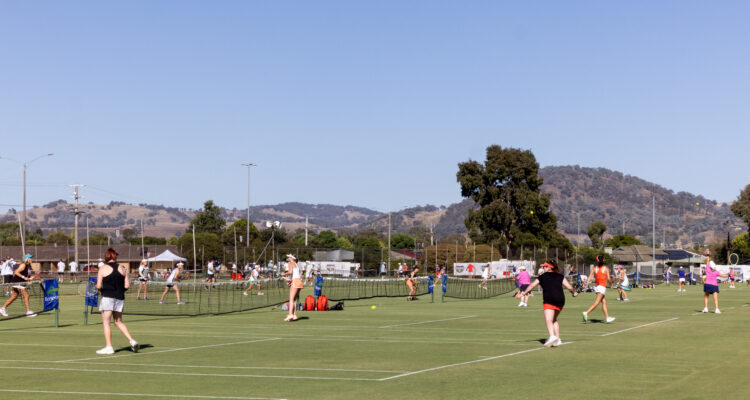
[516,266,532,307]
[703,249,729,314]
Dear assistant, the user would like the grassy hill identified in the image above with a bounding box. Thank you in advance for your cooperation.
[1,165,744,247]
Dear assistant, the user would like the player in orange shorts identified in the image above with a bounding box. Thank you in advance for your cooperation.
[518,260,578,347]
[406,264,420,301]
[282,254,303,322]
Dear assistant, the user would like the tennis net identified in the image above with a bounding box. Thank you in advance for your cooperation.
[442,277,517,299]
[0,282,46,320]
[88,279,288,316]
[318,277,431,301]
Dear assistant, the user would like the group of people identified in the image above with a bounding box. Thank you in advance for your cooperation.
[56,259,79,283]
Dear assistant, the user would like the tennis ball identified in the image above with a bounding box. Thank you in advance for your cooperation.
[371,305,376,310]
[530,211,534,215]
[696,202,700,206]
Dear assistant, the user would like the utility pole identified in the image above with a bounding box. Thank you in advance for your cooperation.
[387,213,391,272]
[140,219,145,259]
[241,163,256,248]
[70,184,85,275]
[305,216,308,247]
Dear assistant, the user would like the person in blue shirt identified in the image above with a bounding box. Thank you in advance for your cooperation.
[677,266,687,292]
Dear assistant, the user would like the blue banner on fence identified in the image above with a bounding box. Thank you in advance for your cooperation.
[85,277,99,307]
[442,275,447,293]
[314,276,323,297]
[427,276,434,293]
[42,279,59,311]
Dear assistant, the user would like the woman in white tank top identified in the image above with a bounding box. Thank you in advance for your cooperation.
[282,254,303,322]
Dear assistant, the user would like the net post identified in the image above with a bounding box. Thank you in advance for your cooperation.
[84,304,88,326]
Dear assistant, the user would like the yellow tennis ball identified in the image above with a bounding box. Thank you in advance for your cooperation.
[696,202,700,206]
[371,305,376,310]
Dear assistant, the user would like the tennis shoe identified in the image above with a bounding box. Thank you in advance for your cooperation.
[701,307,709,313]
[26,311,37,317]
[582,311,588,322]
[552,338,562,347]
[177,301,185,305]
[130,340,139,353]
[243,292,248,296]
[159,301,166,304]
[623,299,630,302]
[544,335,558,348]
[518,302,524,307]
[96,346,114,355]
[715,309,721,314]
[136,297,141,300]
[257,292,264,295]
[606,317,616,323]
[0,307,7,317]
[144,297,149,300]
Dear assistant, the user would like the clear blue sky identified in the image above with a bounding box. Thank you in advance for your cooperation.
[1,1,748,214]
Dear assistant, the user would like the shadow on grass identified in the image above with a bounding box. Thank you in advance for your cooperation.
[115,344,155,353]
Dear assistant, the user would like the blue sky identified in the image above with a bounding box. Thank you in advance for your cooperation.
[1,2,748,213]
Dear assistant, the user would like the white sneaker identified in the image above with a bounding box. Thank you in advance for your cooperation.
[257,292,264,295]
[0,307,7,317]
[544,336,558,348]
[582,311,588,322]
[243,292,248,296]
[130,340,139,353]
[714,309,721,314]
[606,317,616,323]
[522,302,528,307]
[518,302,524,307]
[552,338,562,347]
[96,346,115,355]
[25,311,37,317]
[701,307,709,313]
[623,299,630,302]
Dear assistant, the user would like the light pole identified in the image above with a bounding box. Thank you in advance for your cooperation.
[0,153,54,235]
[241,163,256,248]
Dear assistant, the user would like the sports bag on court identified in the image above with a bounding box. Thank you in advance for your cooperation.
[316,295,329,311]
[304,295,316,311]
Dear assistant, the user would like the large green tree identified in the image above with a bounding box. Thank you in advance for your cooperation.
[587,221,607,249]
[178,232,223,264]
[390,233,415,249]
[604,234,643,249]
[731,184,750,231]
[45,231,72,246]
[221,218,259,246]
[187,200,226,236]
[456,145,559,246]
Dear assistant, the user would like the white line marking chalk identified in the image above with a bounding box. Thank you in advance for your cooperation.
[600,318,678,337]
[380,315,477,328]
[0,389,285,400]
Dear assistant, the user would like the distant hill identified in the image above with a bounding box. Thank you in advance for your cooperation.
[1,200,381,239]
[1,165,744,247]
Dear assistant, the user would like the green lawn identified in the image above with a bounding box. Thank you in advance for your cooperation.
[0,282,749,400]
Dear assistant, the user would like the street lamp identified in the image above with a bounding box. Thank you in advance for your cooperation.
[265,221,281,267]
[241,163,256,248]
[0,153,54,235]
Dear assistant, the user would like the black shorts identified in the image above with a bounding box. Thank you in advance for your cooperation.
[519,284,529,292]
[138,278,148,283]
[166,283,175,288]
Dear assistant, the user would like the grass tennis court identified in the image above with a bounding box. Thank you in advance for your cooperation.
[1,283,749,400]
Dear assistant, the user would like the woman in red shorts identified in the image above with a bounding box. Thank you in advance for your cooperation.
[519,260,578,348]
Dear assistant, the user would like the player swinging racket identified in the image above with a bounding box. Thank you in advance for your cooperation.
[243,265,263,296]
[582,255,615,323]
[518,260,578,347]
[406,264,420,301]
[0,254,38,318]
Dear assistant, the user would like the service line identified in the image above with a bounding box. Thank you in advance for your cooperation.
[379,315,477,328]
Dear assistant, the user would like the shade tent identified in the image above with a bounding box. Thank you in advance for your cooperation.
[147,250,187,263]
[146,250,187,272]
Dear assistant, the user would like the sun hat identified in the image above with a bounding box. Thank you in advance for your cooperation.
[286,254,296,260]
[176,262,184,266]
[23,254,33,261]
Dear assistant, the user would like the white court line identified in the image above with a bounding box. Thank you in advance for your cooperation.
[0,389,285,400]
[379,315,477,328]
[62,361,406,373]
[0,342,103,348]
[55,337,281,363]
[0,365,379,381]
[600,318,678,337]
[378,343,572,381]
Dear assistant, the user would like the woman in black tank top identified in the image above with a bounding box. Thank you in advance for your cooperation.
[0,255,38,318]
[95,248,138,355]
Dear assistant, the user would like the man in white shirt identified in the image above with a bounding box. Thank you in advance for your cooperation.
[57,259,66,282]
[1,259,14,296]
[69,260,78,283]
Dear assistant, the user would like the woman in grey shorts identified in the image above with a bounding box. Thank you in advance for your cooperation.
[96,248,138,355]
